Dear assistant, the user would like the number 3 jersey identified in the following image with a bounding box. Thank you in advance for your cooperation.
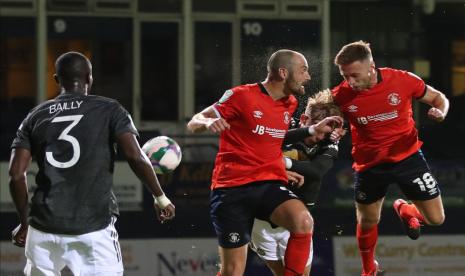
[211,83,298,189]
[332,68,426,172]
[11,93,138,234]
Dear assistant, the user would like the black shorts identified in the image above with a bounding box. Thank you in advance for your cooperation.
[354,151,441,204]
[210,180,298,248]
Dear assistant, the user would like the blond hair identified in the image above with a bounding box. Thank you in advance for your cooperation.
[305,89,341,121]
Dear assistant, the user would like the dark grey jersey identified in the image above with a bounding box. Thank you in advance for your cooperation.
[11,93,138,235]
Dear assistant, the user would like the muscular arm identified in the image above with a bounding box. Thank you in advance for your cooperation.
[284,127,313,145]
[9,148,31,227]
[116,132,165,198]
[418,85,450,122]
[117,132,175,221]
[283,116,344,144]
[289,146,338,181]
[9,148,31,247]
[186,106,230,133]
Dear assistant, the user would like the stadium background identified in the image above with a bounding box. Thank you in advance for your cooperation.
[1,0,464,275]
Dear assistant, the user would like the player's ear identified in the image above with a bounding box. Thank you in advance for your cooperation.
[53,74,59,84]
[278,68,288,80]
[87,73,93,87]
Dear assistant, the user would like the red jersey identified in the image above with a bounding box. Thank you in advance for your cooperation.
[332,68,426,172]
[211,83,298,189]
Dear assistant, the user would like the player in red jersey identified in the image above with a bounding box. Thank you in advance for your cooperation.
[187,49,343,276]
[332,41,449,276]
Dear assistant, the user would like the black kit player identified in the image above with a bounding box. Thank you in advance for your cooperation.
[9,51,175,275]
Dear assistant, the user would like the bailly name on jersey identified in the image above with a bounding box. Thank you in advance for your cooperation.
[49,101,83,114]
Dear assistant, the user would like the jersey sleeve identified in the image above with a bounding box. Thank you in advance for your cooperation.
[405,71,426,99]
[110,102,139,139]
[212,87,241,120]
[11,114,33,150]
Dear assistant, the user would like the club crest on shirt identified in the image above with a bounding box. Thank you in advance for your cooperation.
[388,93,401,106]
[283,111,290,124]
[218,89,233,104]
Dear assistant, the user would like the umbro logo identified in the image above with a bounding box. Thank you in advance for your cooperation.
[348,105,358,112]
[253,110,263,118]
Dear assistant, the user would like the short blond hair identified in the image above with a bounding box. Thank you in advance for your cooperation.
[305,89,341,121]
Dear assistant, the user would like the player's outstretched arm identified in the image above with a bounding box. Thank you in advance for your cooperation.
[8,148,31,247]
[313,116,344,135]
[284,116,344,145]
[187,105,230,134]
[117,132,175,222]
[419,85,450,122]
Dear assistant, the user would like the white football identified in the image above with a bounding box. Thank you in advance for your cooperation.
[142,136,182,174]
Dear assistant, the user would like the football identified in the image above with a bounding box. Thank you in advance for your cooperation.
[142,136,182,174]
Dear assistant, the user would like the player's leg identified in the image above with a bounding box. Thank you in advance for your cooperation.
[412,196,445,225]
[24,226,65,276]
[218,245,248,276]
[210,187,256,276]
[61,216,124,275]
[394,151,445,239]
[270,198,313,276]
[264,260,285,276]
[250,218,288,276]
[354,167,390,276]
[254,182,312,276]
[356,199,384,276]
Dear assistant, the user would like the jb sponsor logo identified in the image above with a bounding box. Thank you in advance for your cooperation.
[252,124,286,138]
[356,110,398,125]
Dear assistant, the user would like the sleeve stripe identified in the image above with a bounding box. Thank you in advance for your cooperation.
[416,83,428,99]
[212,105,222,119]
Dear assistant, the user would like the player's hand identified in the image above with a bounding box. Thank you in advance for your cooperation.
[330,127,347,143]
[286,170,304,188]
[11,224,28,247]
[427,107,445,122]
[313,116,344,135]
[153,203,175,223]
[206,118,230,133]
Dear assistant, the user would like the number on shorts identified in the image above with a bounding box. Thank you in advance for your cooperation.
[45,115,83,168]
[412,172,437,192]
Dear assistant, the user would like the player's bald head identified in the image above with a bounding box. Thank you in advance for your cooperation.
[55,51,92,85]
[267,49,300,80]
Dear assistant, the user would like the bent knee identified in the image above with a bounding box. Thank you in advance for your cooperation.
[295,211,313,233]
[425,214,445,226]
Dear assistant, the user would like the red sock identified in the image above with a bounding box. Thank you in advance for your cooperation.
[284,232,312,276]
[357,223,378,274]
[400,203,425,223]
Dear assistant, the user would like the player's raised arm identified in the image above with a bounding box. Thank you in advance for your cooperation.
[187,105,230,134]
[284,115,343,144]
[418,85,450,122]
[116,132,175,222]
[8,148,31,247]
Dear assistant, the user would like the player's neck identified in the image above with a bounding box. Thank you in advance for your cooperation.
[60,85,88,95]
[261,80,287,101]
[369,68,379,87]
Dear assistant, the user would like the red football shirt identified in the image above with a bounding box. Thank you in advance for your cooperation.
[332,68,426,172]
[211,83,298,189]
